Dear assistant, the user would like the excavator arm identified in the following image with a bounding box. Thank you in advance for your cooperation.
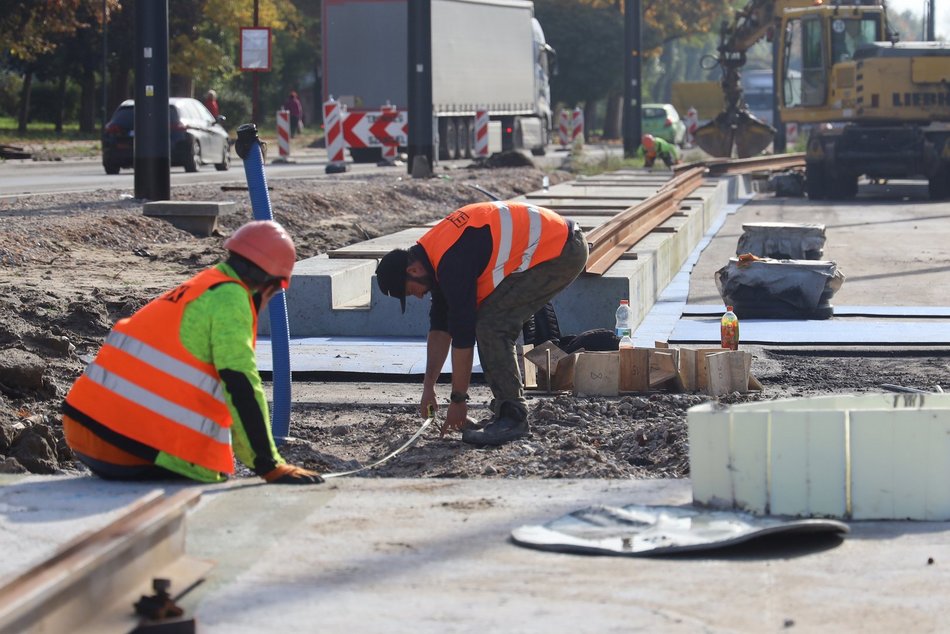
[694,0,818,157]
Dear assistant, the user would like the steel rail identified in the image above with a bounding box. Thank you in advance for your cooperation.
[585,166,707,275]
[0,489,210,634]
[674,152,806,177]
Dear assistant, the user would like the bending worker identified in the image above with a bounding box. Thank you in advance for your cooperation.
[62,220,324,485]
[638,133,680,169]
[375,201,588,446]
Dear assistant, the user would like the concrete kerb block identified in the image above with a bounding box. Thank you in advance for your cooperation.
[142,200,234,236]
[688,393,950,520]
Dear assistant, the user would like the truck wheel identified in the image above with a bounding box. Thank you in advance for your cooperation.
[531,124,548,156]
[929,168,950,200]
[457,118,471,159]
[445,119,458,160]
[829,173,858,200]
[349,147,380,163]
[805,163,826,200]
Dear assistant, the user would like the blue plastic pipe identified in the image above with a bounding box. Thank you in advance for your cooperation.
[236,124,292,442]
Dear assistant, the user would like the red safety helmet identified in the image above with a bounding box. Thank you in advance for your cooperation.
[224,220,296,287]
[642,134,656,150]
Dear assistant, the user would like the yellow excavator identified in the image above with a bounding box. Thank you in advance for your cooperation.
[695,0,950,200]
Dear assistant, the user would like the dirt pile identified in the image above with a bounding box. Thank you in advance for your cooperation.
[1,160,948,480]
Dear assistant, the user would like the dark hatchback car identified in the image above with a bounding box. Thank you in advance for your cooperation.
[102,97,231,174]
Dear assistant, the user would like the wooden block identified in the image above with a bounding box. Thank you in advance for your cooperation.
[655,341,670,349]
[748,373,763,391]
[619,347,650,392]
[520,343,537,389]
[649,350,678,389]
[695,347,731,392]
[679,348,698,392]
[573,351,620,397]
[705,351,752,396]
[551,352,579,392]
[524,341,569,372]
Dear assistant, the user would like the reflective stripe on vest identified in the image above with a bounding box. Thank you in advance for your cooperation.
[64,267,253,473]
[83,362,230,445]
[103,330,226,403]
[419,201,569,305]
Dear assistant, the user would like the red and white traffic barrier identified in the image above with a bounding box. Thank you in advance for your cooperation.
[380,102,399,164]
[571,107,584,146]
[684,107,699,148]
[323,97,347,173]
[276,108,291,161]
[558,109,570,147]
[786,122,799,146]
[474,108,490,159]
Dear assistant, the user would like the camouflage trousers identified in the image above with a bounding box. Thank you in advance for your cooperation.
[475,227,588,419]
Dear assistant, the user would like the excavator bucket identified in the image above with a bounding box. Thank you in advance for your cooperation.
[694,110,776,158]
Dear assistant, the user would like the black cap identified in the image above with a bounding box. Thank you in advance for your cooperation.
[376,248,409,313]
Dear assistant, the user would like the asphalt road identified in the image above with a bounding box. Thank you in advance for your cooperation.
[0,144,581,198]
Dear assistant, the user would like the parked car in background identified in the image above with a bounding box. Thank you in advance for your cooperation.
[642,103,687,147]
[101,97,231,174]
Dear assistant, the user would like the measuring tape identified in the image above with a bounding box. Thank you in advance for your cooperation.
[322,407,436,479]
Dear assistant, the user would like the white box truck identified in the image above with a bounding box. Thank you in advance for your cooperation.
[322,0,555,162]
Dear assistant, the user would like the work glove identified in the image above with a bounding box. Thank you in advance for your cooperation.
[262,464,325,485]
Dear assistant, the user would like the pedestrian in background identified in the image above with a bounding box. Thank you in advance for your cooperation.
[283,90,304,137]
[375,201,588,447]
[62,220,324,486]
[204,89,220,118]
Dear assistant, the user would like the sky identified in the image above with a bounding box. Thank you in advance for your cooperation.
[886,0,950,40]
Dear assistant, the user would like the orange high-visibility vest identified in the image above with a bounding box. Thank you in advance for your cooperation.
[65,268,255,473]
[418,202,570,306]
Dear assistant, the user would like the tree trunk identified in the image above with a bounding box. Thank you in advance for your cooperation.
[110,65,132,112]
[603,93,622,140]
[583,100,597,141]
[17,69,33,134]
[79,66,97,132]
[55,74,67,134]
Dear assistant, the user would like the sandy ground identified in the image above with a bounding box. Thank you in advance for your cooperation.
[1,152,949,482]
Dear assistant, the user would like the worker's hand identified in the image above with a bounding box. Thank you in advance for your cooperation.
[262,464,325,485]
[420,387,438,419]
[439,401,468,438]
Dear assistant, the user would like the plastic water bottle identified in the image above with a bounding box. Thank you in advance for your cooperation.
[615,299,632,341]
[721,305,739,350]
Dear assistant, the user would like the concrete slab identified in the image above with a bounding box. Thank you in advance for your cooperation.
[255,336,482,374]
[259,172,743,341]
[669,317,950,346]
[5,476,948,632]
[142,200,234,236]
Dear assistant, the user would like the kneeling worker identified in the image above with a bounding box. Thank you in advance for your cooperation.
[62,220,323,485]
[638,133,680,169]
[375,201,588,446]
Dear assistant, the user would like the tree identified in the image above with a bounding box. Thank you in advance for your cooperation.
[0,0,113,132]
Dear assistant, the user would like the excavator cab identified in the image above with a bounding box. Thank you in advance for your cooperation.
[694,0,888,158]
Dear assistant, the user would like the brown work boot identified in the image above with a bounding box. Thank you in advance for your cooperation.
[460,416,485,432]
[461,404,528,446]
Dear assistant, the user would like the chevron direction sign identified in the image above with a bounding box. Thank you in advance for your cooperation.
[342,110,408,148]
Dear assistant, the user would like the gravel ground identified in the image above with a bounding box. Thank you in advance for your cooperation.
[1,151,948,481]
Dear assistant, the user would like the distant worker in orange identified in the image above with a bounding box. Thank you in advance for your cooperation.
[638,133,680,169]
[62,220,324,486]
[204,89,220,118]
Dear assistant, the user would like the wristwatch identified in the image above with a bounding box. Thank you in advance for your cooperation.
[449,391,469,404]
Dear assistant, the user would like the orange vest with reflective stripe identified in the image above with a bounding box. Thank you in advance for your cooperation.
[418,202,570,306]
[64,268,255,474]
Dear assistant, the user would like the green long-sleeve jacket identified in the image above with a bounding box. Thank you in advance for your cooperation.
[162,262,284,481]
